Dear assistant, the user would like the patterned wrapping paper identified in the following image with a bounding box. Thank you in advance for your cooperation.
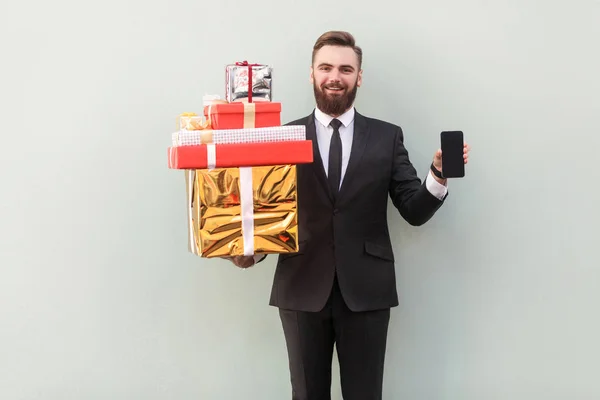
[225,62,272,103]
[185,165,299,258]
[172,125,306,146]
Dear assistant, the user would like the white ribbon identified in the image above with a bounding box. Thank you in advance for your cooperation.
[239,167,255,256]
[206,144,216,170]
[186,170,199,255]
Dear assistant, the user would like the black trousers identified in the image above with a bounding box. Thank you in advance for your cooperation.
[279,277,391,400]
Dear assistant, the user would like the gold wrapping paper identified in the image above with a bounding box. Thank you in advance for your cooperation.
[185,165,299,258]
[179,112,210,130]
[177,103,257,144]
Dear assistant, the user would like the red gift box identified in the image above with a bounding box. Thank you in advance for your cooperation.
[168,140,313,169]
[204,102,281,130]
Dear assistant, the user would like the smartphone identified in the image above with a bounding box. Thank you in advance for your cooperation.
[440,131,465,178]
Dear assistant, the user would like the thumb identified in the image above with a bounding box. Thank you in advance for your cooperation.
[433,149,443,170]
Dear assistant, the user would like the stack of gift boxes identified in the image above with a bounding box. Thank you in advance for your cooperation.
[168,62,313,258]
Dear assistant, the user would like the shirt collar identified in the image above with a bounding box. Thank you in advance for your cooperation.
[314,106,355,128]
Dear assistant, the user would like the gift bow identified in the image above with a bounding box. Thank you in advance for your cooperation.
[179,112,211,130]
[235,60,261,103]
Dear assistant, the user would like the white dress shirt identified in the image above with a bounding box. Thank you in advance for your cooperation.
[313,106,448,200]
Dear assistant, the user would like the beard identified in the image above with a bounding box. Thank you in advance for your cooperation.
[313,80,358,116]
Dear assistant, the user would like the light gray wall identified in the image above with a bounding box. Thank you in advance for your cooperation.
[1,0,599,399]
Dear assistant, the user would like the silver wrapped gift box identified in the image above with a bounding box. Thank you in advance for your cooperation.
[226,62,272,103]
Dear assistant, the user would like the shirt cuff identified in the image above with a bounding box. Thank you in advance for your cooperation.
[425,170,448,200]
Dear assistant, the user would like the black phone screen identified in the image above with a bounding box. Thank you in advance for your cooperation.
[440,131,464,178]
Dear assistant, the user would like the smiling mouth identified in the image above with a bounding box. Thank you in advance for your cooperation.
[325,87,344,93]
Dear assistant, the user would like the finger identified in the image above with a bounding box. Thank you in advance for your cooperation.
[236,256,254,268]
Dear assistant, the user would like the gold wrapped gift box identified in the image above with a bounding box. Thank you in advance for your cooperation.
[185,165,299,258]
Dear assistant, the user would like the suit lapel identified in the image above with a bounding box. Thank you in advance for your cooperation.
[338,111,369,202]
[306,112,334,203]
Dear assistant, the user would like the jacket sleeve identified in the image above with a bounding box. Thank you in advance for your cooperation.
[388,126,445,226]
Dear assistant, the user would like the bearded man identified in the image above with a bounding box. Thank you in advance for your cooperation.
[230,31,470,400]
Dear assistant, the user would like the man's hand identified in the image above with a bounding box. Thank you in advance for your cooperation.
[224,255,255,269]
[432,143,471,184]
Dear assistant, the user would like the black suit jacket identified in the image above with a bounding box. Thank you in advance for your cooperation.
[268,110,446,312]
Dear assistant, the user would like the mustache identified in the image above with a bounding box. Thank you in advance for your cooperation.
[322,83,346,90]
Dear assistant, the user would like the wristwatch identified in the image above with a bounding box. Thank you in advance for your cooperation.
[430,162,443,179]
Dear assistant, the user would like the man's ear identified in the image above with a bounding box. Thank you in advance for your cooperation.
[357,69,363,87]
[310,66,314,84]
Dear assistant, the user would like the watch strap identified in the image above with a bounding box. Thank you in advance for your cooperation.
[430,162,443,179]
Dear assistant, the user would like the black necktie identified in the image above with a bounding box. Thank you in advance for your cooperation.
[328,118,343,199]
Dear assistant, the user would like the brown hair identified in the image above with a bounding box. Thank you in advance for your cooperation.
[312,31,363,68]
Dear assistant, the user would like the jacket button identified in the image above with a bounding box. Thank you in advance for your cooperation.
[333,208,339,215]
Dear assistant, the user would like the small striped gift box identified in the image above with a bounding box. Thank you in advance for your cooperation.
[172,125,306,146]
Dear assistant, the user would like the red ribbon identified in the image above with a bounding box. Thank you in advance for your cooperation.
[235,60,260,103]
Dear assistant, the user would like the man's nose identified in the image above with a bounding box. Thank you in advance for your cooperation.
[328,69,341,82]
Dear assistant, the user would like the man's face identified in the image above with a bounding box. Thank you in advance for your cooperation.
[311,45,362,117]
